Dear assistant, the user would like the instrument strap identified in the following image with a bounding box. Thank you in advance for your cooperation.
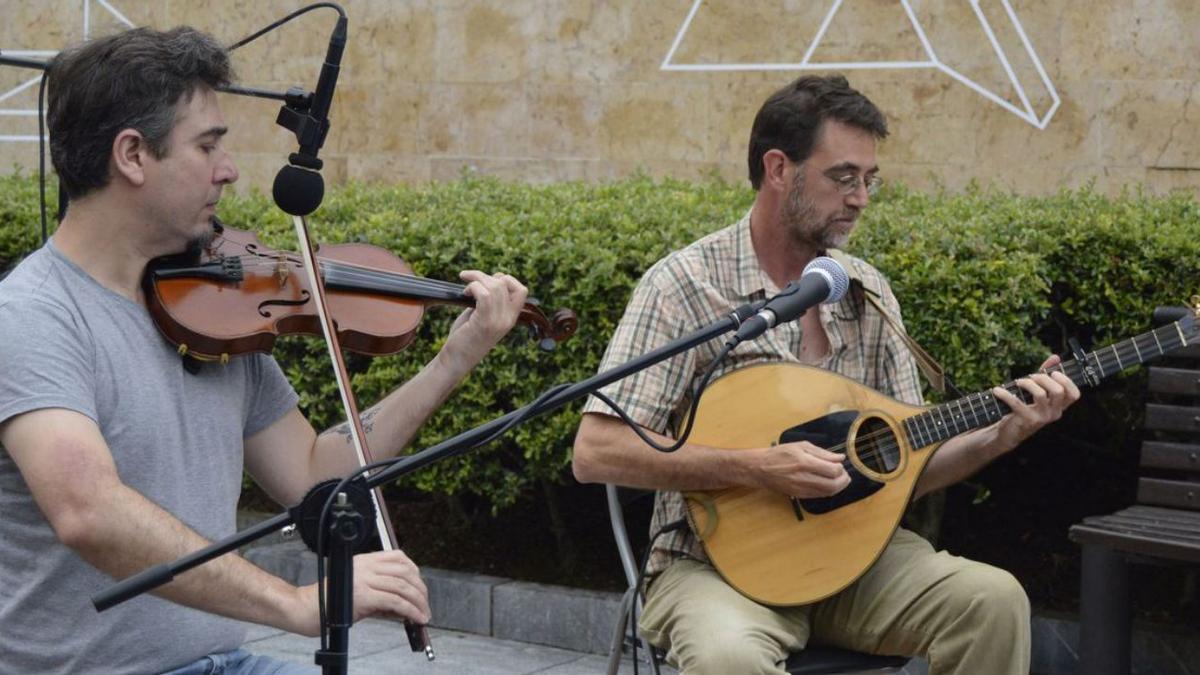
[825,249,949,395]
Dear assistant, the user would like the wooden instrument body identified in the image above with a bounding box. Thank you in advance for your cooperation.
[684,362,937,606]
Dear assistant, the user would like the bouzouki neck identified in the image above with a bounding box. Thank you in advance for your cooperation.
[905,316,1198,448]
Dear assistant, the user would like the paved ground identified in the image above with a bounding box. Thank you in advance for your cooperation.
[243,619,675,674]
[244,621,936,674]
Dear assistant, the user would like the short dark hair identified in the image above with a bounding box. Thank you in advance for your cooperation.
[47,27,233,199]
[747,75,888,190]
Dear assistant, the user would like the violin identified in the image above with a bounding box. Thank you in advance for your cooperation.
[141,221,578,363]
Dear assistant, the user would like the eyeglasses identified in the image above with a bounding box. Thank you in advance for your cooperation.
[828,173,883,197]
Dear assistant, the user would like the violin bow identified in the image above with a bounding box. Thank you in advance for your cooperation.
[289,214,435,660]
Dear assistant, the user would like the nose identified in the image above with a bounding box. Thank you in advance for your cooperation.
[215,150,239,185]
[844,180,869,209]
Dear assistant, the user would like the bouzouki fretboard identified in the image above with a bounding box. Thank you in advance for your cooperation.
[905,317,1197,448]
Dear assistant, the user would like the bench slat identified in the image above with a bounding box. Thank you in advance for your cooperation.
[1101,504,1200,526]
[1148,367,1200,396]
[1069,523,1200,563]
[1082,513,1200,540]
[1070,505,1200,562]
[1140,441,1200,471]
[1144,403,1200,434]
[1086,503,1200,523]
[1095,504,1200,520]
[1081,504,1200,531]
[1137,478,1200,510]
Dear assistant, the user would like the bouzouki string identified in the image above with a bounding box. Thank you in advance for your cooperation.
[696,319,1193,468]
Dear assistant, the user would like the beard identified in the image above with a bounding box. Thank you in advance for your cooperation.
[180,217,219,261]
[783,171,853,251]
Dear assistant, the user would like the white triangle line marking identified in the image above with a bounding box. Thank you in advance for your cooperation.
[661,0,1060,129]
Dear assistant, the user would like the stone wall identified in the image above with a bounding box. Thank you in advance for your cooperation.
[1,0,1196,197]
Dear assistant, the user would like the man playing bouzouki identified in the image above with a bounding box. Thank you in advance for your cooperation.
[572,75,1080,674]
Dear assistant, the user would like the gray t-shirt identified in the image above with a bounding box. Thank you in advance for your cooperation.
[0,241,299,674]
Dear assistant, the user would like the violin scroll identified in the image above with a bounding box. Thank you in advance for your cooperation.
[519,306,579,351]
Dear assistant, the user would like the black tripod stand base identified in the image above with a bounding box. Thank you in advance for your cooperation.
[289,478,378,675]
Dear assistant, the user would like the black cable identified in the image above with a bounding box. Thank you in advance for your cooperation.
[37,68,49,244]
[228,2,346,51]
[591,340,735,453]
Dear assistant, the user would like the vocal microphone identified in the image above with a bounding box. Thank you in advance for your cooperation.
[728,257,850,347]
[272,14,347,216]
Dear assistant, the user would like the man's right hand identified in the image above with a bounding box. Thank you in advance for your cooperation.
[289,550,431,638]
[746,442,851,498]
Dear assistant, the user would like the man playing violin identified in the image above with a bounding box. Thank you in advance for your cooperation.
[572,75,1081,674]
[0,27,528,674]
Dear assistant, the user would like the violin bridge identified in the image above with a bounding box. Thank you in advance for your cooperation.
[274,254,289,288]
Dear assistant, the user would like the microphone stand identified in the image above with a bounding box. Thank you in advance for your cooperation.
[0,49,315,233]
[91,300,766,673]
[0,50,311,108]
[0,52,50,69]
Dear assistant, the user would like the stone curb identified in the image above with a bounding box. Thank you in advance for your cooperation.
[240,533,1200,673]
[242,539,625,655]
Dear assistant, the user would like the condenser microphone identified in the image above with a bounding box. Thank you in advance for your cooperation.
[272,14,347,216]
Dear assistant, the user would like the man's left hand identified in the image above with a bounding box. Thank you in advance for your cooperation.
[990,354,1082,452]
[441,270,528,370]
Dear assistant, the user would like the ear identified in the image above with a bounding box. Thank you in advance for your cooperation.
[111,128,149,187]
[761,149,793,193]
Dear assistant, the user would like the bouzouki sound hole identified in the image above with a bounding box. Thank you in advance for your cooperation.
[850,414,903,477]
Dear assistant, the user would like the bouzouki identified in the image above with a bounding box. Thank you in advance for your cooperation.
[684,300,1200,606]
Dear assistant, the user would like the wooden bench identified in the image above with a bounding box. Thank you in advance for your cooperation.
[1068,307,1200,675]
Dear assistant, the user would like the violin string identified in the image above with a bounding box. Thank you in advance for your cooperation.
[233,255,454,289]
[230,254,469,296]
[228,253,446,288]
[239,263,462,296]
[327,263,467,296]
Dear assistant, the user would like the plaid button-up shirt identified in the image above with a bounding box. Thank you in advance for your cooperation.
[582,210,926,577]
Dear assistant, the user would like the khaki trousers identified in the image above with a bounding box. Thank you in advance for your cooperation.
[639,528,1030,675]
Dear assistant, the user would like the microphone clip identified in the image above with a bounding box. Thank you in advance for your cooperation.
[286,151,324,172]
[275,86,326,169]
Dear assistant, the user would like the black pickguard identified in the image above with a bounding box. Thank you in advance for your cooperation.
[778,410,884,515]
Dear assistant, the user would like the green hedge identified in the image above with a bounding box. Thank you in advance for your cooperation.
[2,172,1198,515]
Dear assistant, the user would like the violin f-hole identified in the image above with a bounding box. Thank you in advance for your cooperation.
[258,290,311,318]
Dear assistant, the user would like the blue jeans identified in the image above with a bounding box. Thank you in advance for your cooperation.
[158,648,319,675]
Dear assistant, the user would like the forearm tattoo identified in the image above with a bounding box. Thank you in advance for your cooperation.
[331,408,380,443]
